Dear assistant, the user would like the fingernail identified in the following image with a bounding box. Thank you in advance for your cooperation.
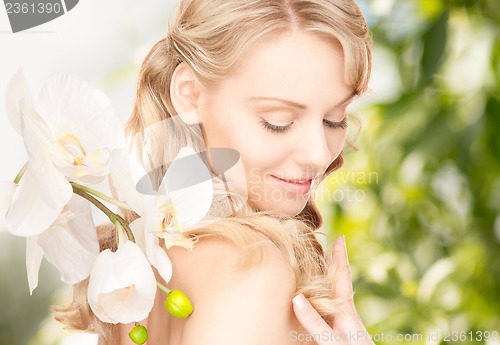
[292,293,311,314]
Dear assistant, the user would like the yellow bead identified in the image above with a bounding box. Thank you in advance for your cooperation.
[165,289,193,318]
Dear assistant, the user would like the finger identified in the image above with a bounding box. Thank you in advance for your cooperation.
[292,293,334,345]
[331,236,354,298]
[332,236,348,267]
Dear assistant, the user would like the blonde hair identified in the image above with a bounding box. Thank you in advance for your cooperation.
[127,0,371,228]
[55,0,371,344]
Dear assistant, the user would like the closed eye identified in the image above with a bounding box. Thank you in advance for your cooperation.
[259,117,347,134]
[324,118,348,129]
[259,118,292,133]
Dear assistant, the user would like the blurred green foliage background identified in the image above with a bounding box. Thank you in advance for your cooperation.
[320,0,500,344]
[1,0,499,344]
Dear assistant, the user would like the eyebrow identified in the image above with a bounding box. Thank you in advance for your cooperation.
[246,93,357,111]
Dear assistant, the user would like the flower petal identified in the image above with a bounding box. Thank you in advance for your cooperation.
[35,74,125,166]
[141,200,173,285]
[19,98,72,209]
[169,181,213,230]
[144,195,171,234]
[128,218,146,254]
[0,181,17,232]
[87,240,156,324]
[6,169,63,237]
[37,194,99,284]
[149,241,173,284]
[109,149,147,216]
[160,147,210,193]
[155,231,196,251]
[5,68,32,136]
[26,236,44,295]
[164,148,213,229]
[131,216,172,284]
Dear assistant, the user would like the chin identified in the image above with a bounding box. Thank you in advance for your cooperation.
[252,199,308,218]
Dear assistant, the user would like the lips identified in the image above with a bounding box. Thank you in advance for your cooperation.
[271,175,314,195]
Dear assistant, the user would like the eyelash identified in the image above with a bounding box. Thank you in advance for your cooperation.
[324,118,348,130]
[259,118,348,134]
[259,119,290,133]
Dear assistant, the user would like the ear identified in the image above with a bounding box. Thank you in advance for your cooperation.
[170,62,200,125]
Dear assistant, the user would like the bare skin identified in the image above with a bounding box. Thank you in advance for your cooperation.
[119,235,315,345]
[118,30,373,345]
[171,31,351,217]
[293,237,375,345]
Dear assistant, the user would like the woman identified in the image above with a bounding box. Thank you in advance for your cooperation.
[57,0,373,344]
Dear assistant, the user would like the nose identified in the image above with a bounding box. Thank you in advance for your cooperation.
[293,123,333,172]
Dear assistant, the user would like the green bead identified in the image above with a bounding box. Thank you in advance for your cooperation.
[165,289,193,318]
[129,324,148,344]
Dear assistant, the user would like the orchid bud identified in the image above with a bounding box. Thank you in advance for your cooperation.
[165,289,193,318]
[129,324,148,345]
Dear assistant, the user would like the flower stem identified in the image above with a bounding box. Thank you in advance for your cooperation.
[156,281,172,295]
[110,214,125,246]
[14,162,29,184]
[70,181,133,211]
[72,185,136,243]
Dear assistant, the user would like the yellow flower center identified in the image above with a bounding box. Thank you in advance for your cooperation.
[162,212,174,232]
[161,204,177,232]
[55,132,107,177]
[73,156,84,167]
[58,133,87,167]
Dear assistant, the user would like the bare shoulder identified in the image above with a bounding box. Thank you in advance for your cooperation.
[169,233,295,284]
[168,233,296,303]
[166,234,299,345]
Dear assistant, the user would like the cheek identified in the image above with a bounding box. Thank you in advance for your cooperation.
[199,100,297,186]
[327,130,348,159]
[239,133,292,181]
[203,110,287,168]
[243,144,287,179]
[199,108,277,179]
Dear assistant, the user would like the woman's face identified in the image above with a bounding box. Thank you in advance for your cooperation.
[197,31,354,216]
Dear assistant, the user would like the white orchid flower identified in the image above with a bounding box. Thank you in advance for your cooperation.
[87,240,156,324]
[8,167,66,238]
[110,146,213,285]
[5,69,124,237]
[109,148,173,286]
[0,181,16,232]
[148,147,213,250]
[109,148,148,216]
[26,194,99,294]
[135,146,213,248]
[128,216,174,286]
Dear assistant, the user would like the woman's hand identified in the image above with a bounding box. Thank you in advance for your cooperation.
[292,236,375,345]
